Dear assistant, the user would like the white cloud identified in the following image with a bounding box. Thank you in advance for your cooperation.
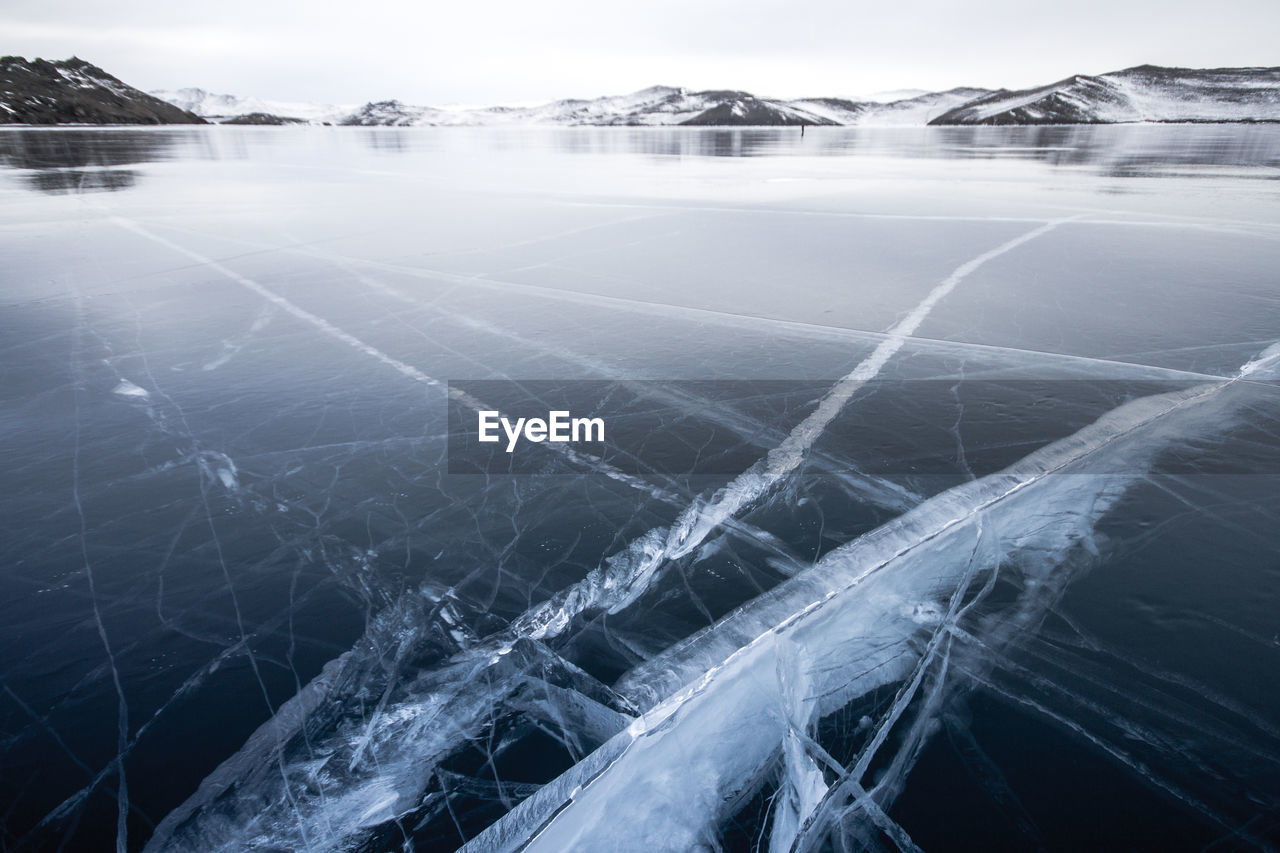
[4,0,1278,104]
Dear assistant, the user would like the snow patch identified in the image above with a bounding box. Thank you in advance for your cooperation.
[112,379,150,399]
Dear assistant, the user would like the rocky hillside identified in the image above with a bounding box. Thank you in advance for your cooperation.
[13,58,1280,127]
[0,56,204,125]
[930,65,1280,125]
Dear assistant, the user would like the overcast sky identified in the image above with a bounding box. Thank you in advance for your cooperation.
[5,0,1278,105]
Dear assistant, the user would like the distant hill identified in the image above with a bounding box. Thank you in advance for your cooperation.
[929,65,1280,125]
[0,56,204,125]
[678,92,839,126]
[9,57,1279,127]
[201,67,1273,128]
[333,87,846,127]
[325,86,992,128]
[149,86,351,124]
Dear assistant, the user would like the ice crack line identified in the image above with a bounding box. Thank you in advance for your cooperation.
[136,215,1073,853]
[610,216,1079,609]
[71,293,131,853]
[475,341,1278,853]
[505,217,1075,642]
[108,216,677,504]
[110,217,444,390]
[140,220,922,512]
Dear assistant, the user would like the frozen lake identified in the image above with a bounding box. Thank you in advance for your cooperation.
[1,125,1279,851]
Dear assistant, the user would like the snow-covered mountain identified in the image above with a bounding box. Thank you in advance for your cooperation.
[502,86,718,126]
[11,57,1279,127]
[931,65,1280,125]
[791,88,995,126]
[672,90,840,126]
[1,56,204,124]
[857,87,997,125]
[149,87,352,124]
[337,87,849,127]
[315,68,1278,128]
[326,86,998,128]
[322,68,1280,129]
[336,99,526,126]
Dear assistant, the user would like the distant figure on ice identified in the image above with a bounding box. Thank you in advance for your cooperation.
[801,123,806,136]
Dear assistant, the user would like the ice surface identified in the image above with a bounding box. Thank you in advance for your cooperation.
[1,125,1279,852]
[467,364,1275,852]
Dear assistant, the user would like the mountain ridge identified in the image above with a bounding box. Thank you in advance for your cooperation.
[930,65,1280,125]
[158,64,1280,127]
[3,57,1278,127]
[0,56,204,125]
[146,83,1000,127]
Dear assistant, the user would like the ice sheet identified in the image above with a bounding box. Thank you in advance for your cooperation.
[2,125,1278,852]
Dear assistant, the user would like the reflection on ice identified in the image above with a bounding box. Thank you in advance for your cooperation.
[0,128,191,194]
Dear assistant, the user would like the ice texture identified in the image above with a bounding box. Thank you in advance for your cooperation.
[466,365,1276,852]
[2,125,1279,853]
